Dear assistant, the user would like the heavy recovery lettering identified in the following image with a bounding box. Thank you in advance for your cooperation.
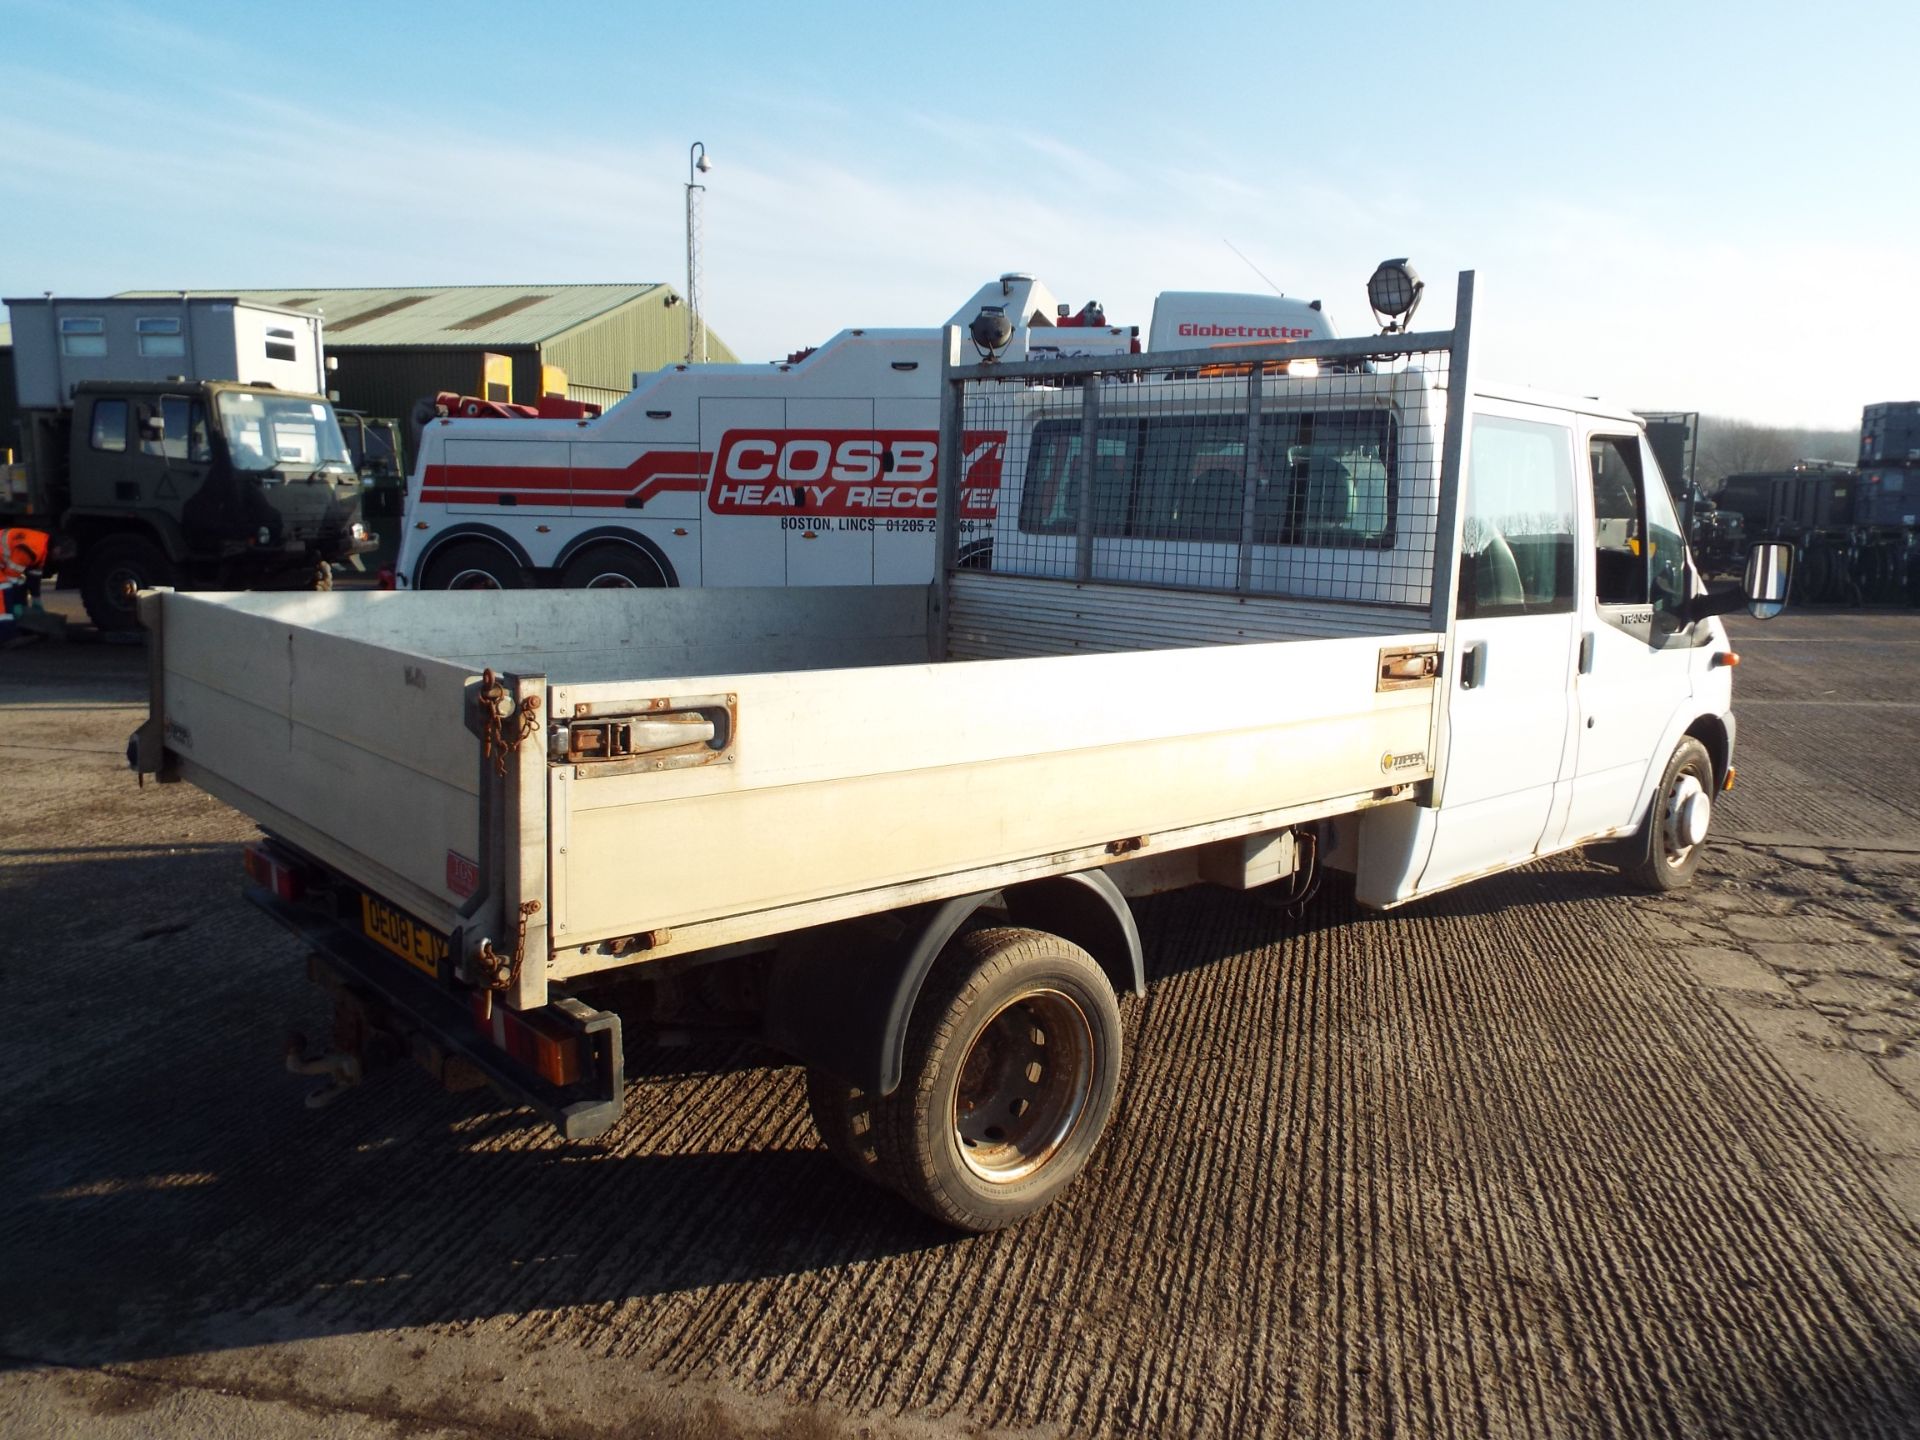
[709,430,1004,518]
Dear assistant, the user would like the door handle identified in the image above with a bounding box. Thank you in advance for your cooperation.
[1459,641,1487,690]
[1579,631,1596,674]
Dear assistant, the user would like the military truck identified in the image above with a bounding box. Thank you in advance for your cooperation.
[2,296,372,630]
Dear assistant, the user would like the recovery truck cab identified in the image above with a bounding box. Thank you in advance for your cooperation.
[394,274,1332,593]
[3,296,373,630]
[132,266,1792,1233]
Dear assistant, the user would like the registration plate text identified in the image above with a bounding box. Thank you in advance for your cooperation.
[361,893,448,978]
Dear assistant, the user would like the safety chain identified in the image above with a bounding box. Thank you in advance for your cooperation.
[475,899,542,993]
[476,667,542,778]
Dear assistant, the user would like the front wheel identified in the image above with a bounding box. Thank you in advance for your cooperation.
[870,927,1122,1232]
[1624,736,1716,892]
[80,534,175,632]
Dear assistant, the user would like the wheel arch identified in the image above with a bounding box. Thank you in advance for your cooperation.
[552,527,679,586]
[412,524,532,587]
[67,512,192,564]
[1684,712,1732,792]
[764,869,1141,1096]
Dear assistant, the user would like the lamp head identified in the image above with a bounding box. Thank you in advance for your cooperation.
[969,305,1014,359]
[1366,258,1424,333]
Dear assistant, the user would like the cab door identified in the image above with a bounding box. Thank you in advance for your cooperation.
[700,397,787,586]
[1556,427,1700,842]
[784,398,875,586]
[1412,405,1583,893]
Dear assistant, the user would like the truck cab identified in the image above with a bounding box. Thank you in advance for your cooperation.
[19,378,371,629]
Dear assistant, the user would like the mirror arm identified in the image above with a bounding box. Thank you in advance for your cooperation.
[1682,587,1747,625]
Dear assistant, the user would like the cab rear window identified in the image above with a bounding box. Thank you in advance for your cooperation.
[1018,409,1395,549]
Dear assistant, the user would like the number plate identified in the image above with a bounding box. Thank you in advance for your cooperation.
[360,892,448,978]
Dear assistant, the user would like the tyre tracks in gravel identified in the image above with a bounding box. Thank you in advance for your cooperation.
[5,614,1920,1438]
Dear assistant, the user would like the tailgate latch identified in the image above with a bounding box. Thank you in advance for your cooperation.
[1377,645,1441,691]
[550,694,736,775]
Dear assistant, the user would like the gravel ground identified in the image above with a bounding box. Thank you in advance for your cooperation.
[2,604,1917,1439]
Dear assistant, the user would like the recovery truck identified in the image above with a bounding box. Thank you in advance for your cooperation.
[2,296,373,630]
[132,267,1791,1231]
[394,274,1333,592]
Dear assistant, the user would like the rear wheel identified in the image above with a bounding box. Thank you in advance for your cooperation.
[558,545,668,589]
[1624,736,1716,892]
[81,534,174,632]
[869,927,1122,1232]
[420,540,523,591]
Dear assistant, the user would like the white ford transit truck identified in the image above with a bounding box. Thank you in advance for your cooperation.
[131,267,1790,1230]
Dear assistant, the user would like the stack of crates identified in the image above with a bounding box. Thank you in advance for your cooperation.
[1857,403,1919,529]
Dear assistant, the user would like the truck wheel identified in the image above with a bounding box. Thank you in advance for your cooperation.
[804,1069,885,1181]
[872,927,1122,1232]
[1624,736,1716,893]
[420,541,523,591]
[81,535,175,632]
[559,545,667,589]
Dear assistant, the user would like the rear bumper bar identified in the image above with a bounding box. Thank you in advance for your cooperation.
[247,886,625,1140]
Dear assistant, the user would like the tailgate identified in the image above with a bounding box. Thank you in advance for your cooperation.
[135,590,502,933]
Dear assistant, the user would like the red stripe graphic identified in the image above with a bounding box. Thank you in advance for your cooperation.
[419,451,711,508]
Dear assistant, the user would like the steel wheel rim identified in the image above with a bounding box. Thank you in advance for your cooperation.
[103,565,145,612]
[582,571,639,589]
[445,566,504,590]
[952,987,1094,1184]
[1661,768,1711,867]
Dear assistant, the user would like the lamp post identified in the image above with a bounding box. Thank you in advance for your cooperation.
[685,141,711,364]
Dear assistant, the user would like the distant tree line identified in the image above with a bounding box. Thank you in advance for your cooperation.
[1694,415,1855,494]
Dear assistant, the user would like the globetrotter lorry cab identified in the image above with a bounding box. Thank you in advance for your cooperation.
[133,266,1791,1234]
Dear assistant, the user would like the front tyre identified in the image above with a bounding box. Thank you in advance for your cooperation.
[80,534,175,632]
[1625,736,1716,892]
[872,927,1122,1232]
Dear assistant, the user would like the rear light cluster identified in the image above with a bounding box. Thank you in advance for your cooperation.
[242,842,305,902]
[469,992,585,1086]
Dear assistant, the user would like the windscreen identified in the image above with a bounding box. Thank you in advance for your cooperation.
[216,392,350,472]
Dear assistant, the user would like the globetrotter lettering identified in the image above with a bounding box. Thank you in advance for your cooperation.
[1177,323,1316,340]
[708,429,1005,518]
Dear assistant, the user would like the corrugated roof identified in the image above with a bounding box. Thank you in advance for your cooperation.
[112,284,666,347]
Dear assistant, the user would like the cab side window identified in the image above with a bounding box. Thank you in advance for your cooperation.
[89,399,129,453]
[1457,415,1576,619]
[1591,437,1646,604]
[1590,435,1689,625]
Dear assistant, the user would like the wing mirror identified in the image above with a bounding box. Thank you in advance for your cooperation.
[1683,541,1793,624]
[1741,541,1791,620]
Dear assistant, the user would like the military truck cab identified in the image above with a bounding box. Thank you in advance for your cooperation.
[3,295,373,629]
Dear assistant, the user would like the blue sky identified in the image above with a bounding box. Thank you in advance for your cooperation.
[2,0,1910,426]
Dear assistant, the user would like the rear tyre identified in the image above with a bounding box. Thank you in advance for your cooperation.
[420,540,523,591]
[558,545,668,589]
[81,534,174,632]
[1624,736,1716,893]
[871,927,1122,1232]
